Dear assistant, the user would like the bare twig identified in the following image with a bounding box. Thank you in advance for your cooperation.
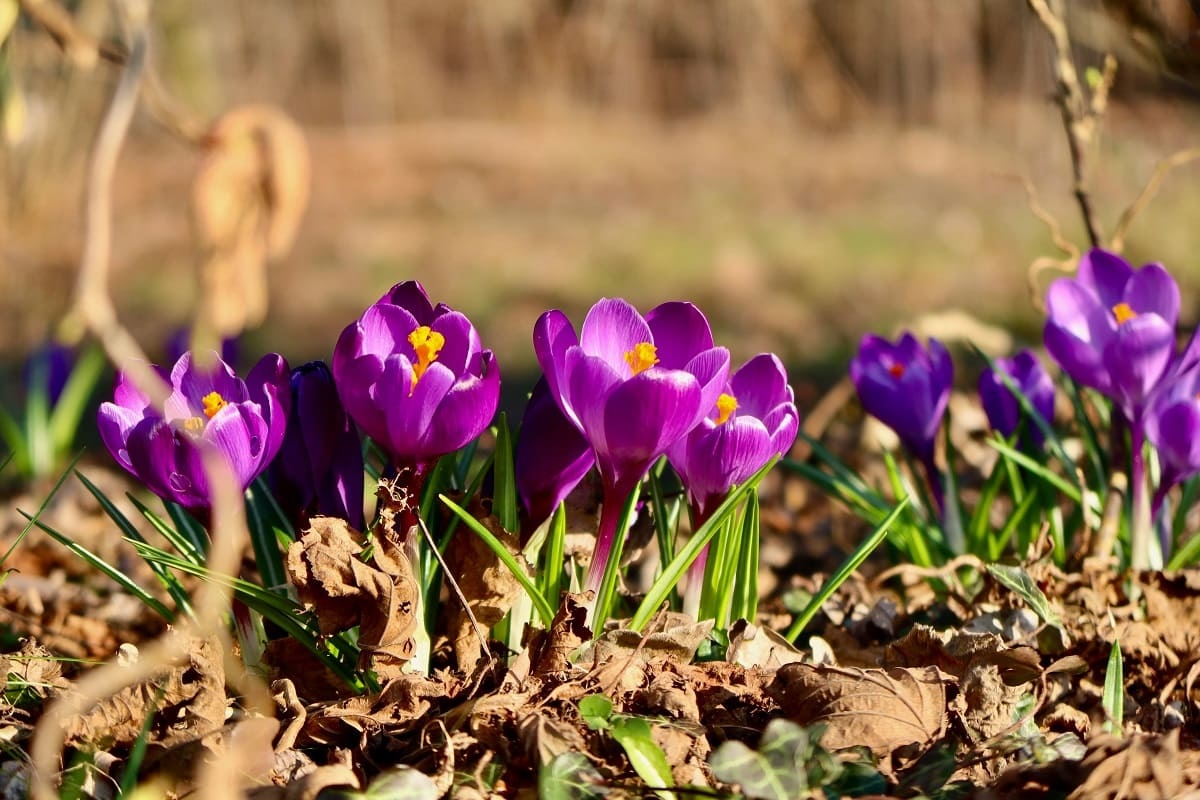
[1026,0,1114,249]
[18,0,207,142]
[1110,147,1200,253]
[30,2,263,797]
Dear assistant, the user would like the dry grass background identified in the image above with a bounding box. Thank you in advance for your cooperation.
[4,0,1200,385]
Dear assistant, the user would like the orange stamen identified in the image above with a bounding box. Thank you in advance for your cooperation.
[715,393,738,425]
[888,363,905,379]
[408,326,446,393]
[624,342,659,376]
[1112,302,1138,325]
[202,391,227,419]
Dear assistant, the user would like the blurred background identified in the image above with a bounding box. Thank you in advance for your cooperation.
[3,0,1200,401]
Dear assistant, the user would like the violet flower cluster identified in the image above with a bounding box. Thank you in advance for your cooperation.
[99,282,797,604]
[533,298,798,594]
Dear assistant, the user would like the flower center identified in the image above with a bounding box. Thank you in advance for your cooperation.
[888,362,905,379]
[408,325,446,393]
[715,393,738,425]
[202,391,227,419]
[624,342,659,376]
[1112,302,1138,325]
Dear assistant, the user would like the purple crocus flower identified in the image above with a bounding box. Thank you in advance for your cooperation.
[1145,365,1200,511]
[850,332,952,465]
[978,349,1055,450]
[1043,248,1179,421]
[23,342,74,405]
[97,352,290,510]
[534,298,730,593]
[332,281,500,475]
[268,361,365,531]
[515,377,593,527]
[668,353,800,520]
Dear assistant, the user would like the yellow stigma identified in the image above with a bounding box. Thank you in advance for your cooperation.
[715,393,738,425]
[624,342,659,376]
[202,391,227,419]
[183,416,206,434]
[1112,302,1138,325]
[408,326,446,393]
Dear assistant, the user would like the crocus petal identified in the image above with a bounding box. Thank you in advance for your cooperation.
[1123,263,1180,327]
[579,298,654,375]
[600,369,702,487]
[97,403,143,471]
[645,302,716,369]
[760,403,800,455]
[173,351,244,408]
[335,354,390,446]
[683,347,732,426]
[684,416,774,508]
[127,419,210,509]
[424,353,500,460]
[377,356,456,461]
[1045,278,1112,344]
[731,354,791,418]
[112,368,161,412]
[246,353,291,465]
[204,403,269,487]
[357,303,421,360]
[562,349,624,460]
[429,311,479,377]
[1044,319,1112,394]
[383,280,435,324]
[533,309,580,411]
[1077,248,1134,310]
[1105,314,1176,414]
[516,377,594,522]
[1148,400,1200,487]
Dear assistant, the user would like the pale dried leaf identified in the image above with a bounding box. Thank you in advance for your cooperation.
[771,663,949,757]
[445,514,524,669]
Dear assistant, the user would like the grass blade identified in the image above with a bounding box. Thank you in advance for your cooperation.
[786,496,909,642]
[492,413,519,534]
[440,494,554,626]
[1102,637,1124,735]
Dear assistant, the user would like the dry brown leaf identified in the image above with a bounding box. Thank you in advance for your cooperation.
[247,763,359,800]
[518,712,589,766]
[529,593,590,676]
[445,514,524,670]
[1068,730,1198,800]
[770,663,950,757]
[727,620,807,669]
[285,517,419,682]
[192,104,310,343]
[63,632,226,750]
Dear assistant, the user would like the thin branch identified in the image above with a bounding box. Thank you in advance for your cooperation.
[1026,0,1113,249]
[1110,147,1200,253]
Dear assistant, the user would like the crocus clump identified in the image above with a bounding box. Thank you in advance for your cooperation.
[1145,364,1200,511]
[268,361,365,531]
[1043,248,1179,422]
[514,377,593,528]
[534,298,730,593]
[98,351,290,510]
[978,349,1055,450]
[332,281,500,479]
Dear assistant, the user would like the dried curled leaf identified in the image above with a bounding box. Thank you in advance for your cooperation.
[63,632,225,750]
[285,517,418,682]
[770,663,950,758]
[444,513,524,669]
[192,104,310,342]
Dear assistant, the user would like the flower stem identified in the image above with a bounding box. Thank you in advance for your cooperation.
[585,480,630,596]
[1129,424,1157,569]
[682,505,714,619]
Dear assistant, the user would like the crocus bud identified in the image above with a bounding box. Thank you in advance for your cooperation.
[515,377,593,526]
[1044,248,1179,422]
[850,332,952,464]
[269,361,365,531]
[332,281,500,472]
[97,351,290,510]
[24,342,74,406]
[978,349,1055,450]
